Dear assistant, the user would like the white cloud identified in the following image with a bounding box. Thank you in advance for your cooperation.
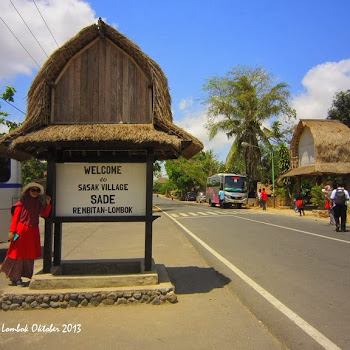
[292,59,350,119]
[0,0,98,83]
[179,98,193,111]
[0,124,9,134]
[175,109,232,161]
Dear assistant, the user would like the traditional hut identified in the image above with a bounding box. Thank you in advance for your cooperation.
[281,119,350,187]
[0,18,203,162]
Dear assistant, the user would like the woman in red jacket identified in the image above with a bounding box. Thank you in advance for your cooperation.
[1,182,51,286]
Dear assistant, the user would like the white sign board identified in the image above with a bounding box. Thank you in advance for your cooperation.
[55,163,146,216]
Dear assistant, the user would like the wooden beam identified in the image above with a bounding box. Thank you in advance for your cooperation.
[144,149,154,271]
[43,149,56,273]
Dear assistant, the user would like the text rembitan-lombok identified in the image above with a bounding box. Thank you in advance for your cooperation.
[72,206,133,214]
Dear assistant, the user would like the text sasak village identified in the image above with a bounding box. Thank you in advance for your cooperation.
[72,165,133,215]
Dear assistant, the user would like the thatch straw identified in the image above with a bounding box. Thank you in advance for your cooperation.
[281,119,350,178]
[0,19,203,161]
[290,119,350,163]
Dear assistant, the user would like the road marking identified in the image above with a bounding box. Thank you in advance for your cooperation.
[188,212,198,216]
[159,207,342,350]
[179,213,189,217]
[206,211,219,215]
[170,213,179,218]
[232,215,350,244]
[197,211,209,215]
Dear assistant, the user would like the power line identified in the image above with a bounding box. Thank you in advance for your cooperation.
[0,16,41,69]
[10,0,49,58]
[33,0,59,49]
[0,97,26,115]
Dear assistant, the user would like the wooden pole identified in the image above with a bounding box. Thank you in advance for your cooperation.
[43,150,56,273]
[144,149,154,271]
[53,222,62,266]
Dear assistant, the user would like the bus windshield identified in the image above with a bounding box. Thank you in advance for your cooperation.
[0,156,11,183]
[224,175,247,193]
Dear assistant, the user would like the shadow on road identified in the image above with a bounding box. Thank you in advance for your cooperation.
[167,266,231,294]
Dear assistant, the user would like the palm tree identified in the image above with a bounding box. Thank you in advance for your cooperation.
[203,65,295,180]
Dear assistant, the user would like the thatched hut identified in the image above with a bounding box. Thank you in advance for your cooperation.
[0,19,203,162]
[281,119,350,186]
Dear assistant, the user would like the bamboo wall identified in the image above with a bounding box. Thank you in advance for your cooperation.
[51,38,152,124]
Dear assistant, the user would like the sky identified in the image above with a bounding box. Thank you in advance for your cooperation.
[1,0,350,162]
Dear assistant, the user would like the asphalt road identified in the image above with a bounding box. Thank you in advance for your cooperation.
[155,196,350,350]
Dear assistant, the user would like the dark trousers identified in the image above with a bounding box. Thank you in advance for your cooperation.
[333,205,347,231]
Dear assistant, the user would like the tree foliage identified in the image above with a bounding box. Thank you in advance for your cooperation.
[22,159,47,186]
[1,86,19,134]
[202,65,296,180]
[164,151,224,199]
[327,89,350,127]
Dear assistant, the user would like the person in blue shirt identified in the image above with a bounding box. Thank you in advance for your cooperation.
[218,187,225,209]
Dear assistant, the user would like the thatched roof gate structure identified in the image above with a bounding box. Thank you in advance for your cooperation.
[0,19,203,274]
[281,119,350,188]
[0,19,202,161]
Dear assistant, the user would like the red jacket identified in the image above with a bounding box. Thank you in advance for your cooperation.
[261,190,268,201]
[7,202,51,260]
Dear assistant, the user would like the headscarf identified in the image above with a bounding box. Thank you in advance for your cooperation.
[18,188,43,226]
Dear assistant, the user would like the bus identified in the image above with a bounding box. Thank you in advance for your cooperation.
[0,156,22,242]
[206,173,248,208]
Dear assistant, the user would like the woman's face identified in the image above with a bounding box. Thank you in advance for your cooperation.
[29,187,41,198]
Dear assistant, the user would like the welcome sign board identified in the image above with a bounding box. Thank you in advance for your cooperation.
[55,163,146,216]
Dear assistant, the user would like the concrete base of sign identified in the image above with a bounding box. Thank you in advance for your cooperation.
[29,259,158,290]
[0,263,177,310]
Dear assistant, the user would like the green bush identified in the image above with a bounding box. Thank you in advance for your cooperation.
[310,186,326,209]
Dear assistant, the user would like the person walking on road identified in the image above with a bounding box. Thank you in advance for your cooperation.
[257,189,262,207]
[323,185,335,225]
[219,186,225,209]
[0,182,51,286]
[261,188,268,210]
[295,193,305,216]
[330,183,349,232]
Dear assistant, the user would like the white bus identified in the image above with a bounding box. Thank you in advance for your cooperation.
[0,156,21,242]
[206,173,248,208]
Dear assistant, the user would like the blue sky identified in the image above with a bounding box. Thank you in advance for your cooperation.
[1,0,350,161]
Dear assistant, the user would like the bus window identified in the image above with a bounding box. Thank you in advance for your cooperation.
[0,156,11,183]
[224,175,247,192]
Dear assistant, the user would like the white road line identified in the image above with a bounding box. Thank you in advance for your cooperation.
[159,207,342,350]
[188,212,198,216]
[179,213,189,217]
[233,215,350,244]
[170,213,179,218]
[206,211,219,215]
[197,211,209,215]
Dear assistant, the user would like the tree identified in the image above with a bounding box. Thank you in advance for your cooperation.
[1,86,19,134]
[164,151,225,199]
[202,65,296,181]
[327,90,350,127]
[164,158,199,199]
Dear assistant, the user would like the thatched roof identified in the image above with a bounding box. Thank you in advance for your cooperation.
[281,119,350,178]
[0,19,203,161]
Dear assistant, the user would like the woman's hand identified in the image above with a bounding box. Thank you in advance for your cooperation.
[8,232,14,241]
[46,195,51,205]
